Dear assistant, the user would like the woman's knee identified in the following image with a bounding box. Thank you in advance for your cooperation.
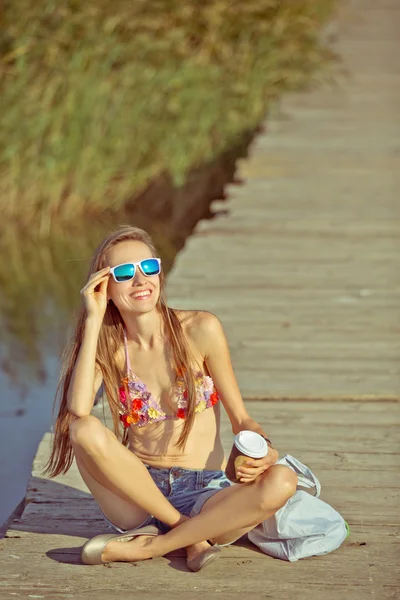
[256,464,298,511]
[69,414,111,453]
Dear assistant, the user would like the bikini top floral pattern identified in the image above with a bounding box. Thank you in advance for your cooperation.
[119,330,220,428]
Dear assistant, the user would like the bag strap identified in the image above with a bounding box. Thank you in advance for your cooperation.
[276,454,321,497]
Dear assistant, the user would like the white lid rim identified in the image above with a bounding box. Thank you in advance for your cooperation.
[234,431,268,458]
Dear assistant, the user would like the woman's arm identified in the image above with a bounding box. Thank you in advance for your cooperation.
[67,317,104,418]
[67,265,110,418]
[191,311,279,481]
[190,311,271,439]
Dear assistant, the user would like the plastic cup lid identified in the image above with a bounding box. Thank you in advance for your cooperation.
[234,430,268,458]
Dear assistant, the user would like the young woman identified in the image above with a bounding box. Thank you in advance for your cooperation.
[43,225,298,571]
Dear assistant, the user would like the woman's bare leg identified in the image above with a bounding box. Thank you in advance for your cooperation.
[193,481,265,547]
[70,415,184,525]
[103,465,298,562]
[70,415,211,559]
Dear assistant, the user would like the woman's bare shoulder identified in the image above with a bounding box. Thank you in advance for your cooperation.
[174,308,218,327]
[174,309,221,346]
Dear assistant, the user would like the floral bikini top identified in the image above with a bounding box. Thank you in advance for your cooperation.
[118,330,220,429]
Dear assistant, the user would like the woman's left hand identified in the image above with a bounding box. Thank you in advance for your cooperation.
[236,446,279,483]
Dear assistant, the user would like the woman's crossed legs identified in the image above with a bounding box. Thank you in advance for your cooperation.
[70,415,297,563]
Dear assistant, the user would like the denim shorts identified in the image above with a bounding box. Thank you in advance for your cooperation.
[99,464,235,546]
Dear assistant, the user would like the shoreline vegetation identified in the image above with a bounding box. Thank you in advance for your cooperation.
[0,0,340,381]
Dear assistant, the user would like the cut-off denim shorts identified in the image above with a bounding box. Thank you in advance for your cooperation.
[99,463,236,547]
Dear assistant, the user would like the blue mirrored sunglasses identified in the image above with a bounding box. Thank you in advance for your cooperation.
[109,258,161,282]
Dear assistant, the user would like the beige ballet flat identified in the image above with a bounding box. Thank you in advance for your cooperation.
[81,524,162,565]
[186,545,222,572]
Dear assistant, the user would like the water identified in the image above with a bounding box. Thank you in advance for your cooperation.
[0,354,60,530]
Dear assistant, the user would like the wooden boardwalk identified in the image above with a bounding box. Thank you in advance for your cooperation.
[166,1,400,400]
[2,1,399,598]
[2,400,399,599]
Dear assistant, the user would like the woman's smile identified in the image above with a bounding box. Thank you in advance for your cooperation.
[131,288,153,300]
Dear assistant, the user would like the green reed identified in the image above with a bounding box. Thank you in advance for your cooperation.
[1,0,339,229]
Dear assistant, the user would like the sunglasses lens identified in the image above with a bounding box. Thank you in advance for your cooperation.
[113,263,135,282]
[140,258,160,276]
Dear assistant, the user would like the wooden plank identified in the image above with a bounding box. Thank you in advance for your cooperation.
[239,403,400,427]
[219,424,400,454]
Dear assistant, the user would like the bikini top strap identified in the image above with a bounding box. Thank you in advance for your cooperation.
[123,329,132,373]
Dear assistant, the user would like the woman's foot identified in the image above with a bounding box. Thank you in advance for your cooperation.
[186,542,221,572]
[101,534,156,563]
[102,534,215,568]
[185,540,213,563]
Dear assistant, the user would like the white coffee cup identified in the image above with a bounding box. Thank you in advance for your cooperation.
[225,430,269,482]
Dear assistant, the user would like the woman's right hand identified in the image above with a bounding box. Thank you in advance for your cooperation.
[80,266,111,324]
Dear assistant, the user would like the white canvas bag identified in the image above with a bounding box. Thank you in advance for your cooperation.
[247,454,350,562]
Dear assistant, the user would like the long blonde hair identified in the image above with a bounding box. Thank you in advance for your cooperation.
[42,225,198,477]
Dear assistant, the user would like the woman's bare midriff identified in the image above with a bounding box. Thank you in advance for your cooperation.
[127,401,228,471]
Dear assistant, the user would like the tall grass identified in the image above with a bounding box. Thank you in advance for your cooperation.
[1,0,339,230]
